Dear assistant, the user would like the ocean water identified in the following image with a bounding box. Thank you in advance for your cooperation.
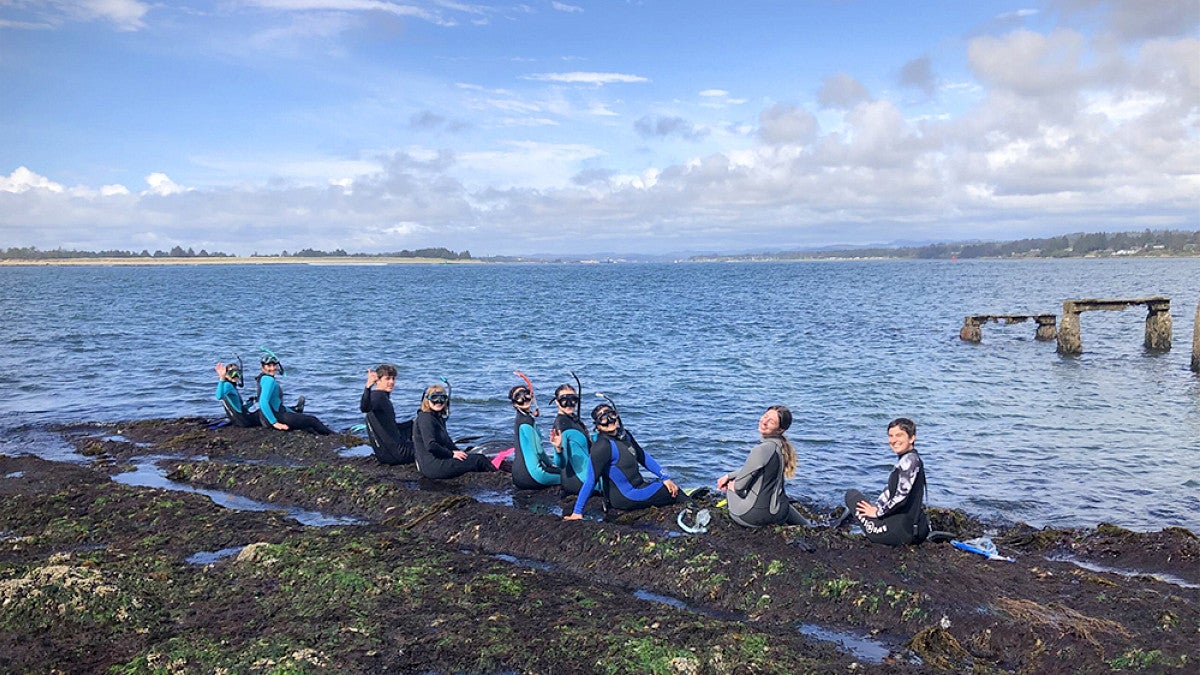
[1,259,1197,531]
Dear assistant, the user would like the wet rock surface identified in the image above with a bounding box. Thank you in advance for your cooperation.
[1,418,1197,673]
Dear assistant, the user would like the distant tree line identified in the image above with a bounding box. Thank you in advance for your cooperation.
[0,245,233,259]
[0,246,471,260]
[699,229,1200,261]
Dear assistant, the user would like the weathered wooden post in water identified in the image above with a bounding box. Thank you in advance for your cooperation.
[960,314,1057,343]
[1192,298,1199,373]
[1143,298,1172,351]
[1056,297,1172,355]
[1057,302,1083,354]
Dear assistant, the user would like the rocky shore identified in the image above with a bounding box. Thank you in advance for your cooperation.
[1,418,1196,673]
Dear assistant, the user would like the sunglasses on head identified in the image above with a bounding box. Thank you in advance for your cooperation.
[426,393,449,404]
[555,394,580,407]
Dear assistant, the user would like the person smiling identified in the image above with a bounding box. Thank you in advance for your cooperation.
[256,354,333,435]
[563,402,684,521]
[716,405,811,528]
[412,383,496,479]
[843,417,930,546]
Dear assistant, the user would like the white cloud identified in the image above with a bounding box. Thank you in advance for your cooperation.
[551,2,583,13]
[0,167,64,193]
[77,0,150,30]
[143,173,189,196]
[523,72,649,85]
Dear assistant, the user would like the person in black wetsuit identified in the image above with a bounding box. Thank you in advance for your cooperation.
[564,403,686,520]
[361,364,415,465]
[214,361,260,427]
[547,384,595,497]
[843,417,930,546]
[412,383,495,479]
[256,354,334,435]
[509,385,562,490]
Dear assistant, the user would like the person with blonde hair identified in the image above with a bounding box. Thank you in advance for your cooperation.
[716,405,811,527]
[412,383,495,479]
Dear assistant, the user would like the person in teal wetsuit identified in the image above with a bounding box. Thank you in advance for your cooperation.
[547,384,596,497]
[214,361,259,427]
[256,354,334,435]
[509,385,562,490]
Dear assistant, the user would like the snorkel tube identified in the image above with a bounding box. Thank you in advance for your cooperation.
[438,376,452,418]
[593,391,619,418]
[569,370,583,424]
[231,353,245,388]
[514,370,539,417]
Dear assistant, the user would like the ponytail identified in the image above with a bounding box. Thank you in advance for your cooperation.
[767,405,797,478]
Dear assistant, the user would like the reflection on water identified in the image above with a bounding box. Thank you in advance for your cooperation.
[112,457,364,527]
[1046,553,1199,589]
[185,545,246,565]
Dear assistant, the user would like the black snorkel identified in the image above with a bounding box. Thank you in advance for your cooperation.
[230,353,245,388]
[569,370,584,424]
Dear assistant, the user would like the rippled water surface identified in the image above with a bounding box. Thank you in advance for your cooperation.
[1,259,1197,531]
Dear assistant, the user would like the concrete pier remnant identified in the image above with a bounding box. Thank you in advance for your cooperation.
[960,314,1057,343]
[1056,297,1172,355]
[1192,298,1199,373]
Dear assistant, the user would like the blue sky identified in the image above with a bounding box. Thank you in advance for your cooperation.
[1,1,1197,256]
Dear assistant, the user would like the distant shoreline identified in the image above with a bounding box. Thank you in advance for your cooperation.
[0,256,485,266]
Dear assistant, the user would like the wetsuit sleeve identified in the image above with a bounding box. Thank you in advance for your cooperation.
[414,413,456,459]
[729,441,774,492]
[360,387,373,413]
[629,433,669,481]
[519,422,545,466]
[875,453,921,517]
[259,377,280,425]
[572,437,611,516]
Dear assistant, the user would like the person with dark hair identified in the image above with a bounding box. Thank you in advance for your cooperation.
[508,385,562,490]
[214,361,260,427]
[843,417,929,546]
[716,405,811,527]
[547,384,596,497]
[361,363,415,465]
[563,402,685,520]
[256,354,334,435]
[412,383,496,479]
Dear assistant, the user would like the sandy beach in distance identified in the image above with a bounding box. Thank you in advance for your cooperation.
[0,256,484,266]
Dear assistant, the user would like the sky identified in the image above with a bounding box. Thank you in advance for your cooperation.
[0,1,1197,256]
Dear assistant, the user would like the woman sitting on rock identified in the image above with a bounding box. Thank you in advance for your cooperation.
[716,405,812,527]
[412,383,496,479]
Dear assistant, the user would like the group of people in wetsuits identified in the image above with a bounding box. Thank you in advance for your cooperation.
[217,357,929,547]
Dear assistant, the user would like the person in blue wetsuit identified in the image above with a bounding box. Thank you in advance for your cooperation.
[716,405,812,527]
[547,384,596,497]
[214,361,260,427]
[563,403,685,520]
[843,417,930,546]
[412,383,495,479]
[508,385,562,490]
[361,364,415,465]
[256,354,334,435]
